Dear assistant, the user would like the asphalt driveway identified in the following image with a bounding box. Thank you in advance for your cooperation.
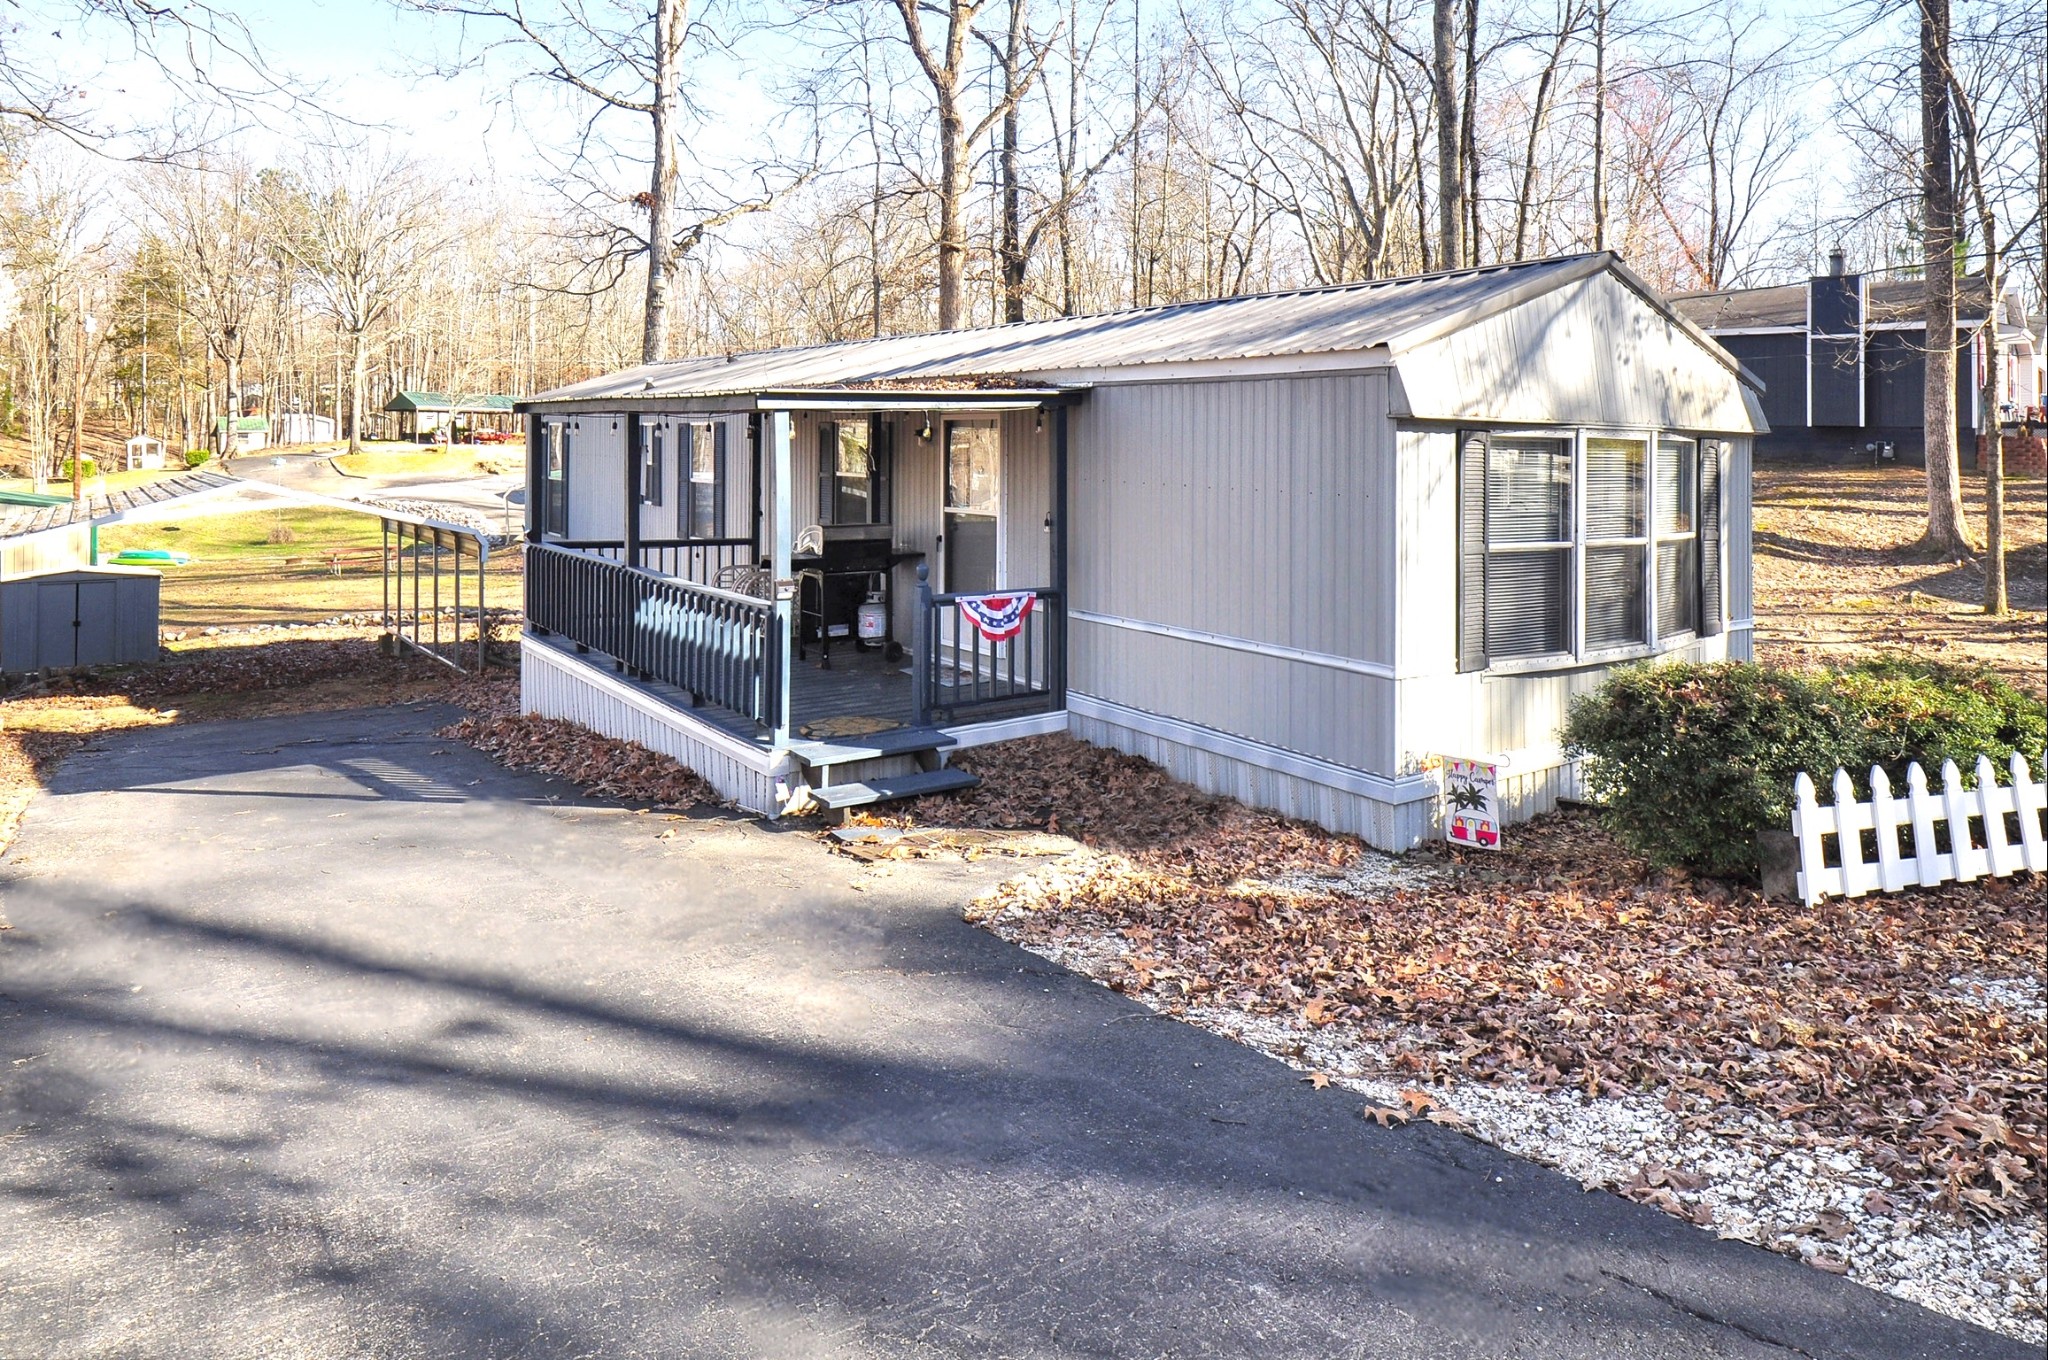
[0,706,2027,1358]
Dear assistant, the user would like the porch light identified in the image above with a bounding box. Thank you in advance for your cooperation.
[919,414,933,441]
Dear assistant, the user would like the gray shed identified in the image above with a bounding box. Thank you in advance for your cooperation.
[0,567,161,672]
[514,252,1765,847]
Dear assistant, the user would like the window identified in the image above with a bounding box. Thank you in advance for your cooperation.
[1459,431,1725,671]
[1583,437,1646,650]
[817,418,889,526]
[640,424,664,507]
[544,421,570,537]
[1654,437,1699,637]
[687,421,721,539]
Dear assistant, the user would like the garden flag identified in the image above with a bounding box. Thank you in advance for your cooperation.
[1439,756,1501,849]
[957,591,1036,642]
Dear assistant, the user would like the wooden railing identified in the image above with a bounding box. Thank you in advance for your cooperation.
[549,537,756,589]
[911,563,1063,726]
[526,541,779,726]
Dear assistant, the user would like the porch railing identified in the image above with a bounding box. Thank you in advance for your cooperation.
[526,541,779,726]
[912,563,1063,726]
[549,537,756,590]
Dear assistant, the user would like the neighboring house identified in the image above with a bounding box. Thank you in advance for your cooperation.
[385,392,519,443]
[516,252,1763,849]
[1669,252,2042,464]
[216,415,271,454]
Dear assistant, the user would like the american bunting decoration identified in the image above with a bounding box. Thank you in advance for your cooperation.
[956,592,1036,642]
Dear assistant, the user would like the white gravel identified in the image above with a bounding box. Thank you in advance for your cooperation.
[973,852,2048,1347]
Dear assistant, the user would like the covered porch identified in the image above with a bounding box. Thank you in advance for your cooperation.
[518,388,1075,812]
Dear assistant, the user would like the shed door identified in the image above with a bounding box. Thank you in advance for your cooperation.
[943,420,999,595]
[73,581,118,666]
[35,582,78,667]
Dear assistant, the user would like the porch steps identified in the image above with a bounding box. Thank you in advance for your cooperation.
[808,766,981,812]
[785,727,958,765]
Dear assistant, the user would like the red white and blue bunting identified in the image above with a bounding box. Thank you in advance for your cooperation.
[956,592,1036,643]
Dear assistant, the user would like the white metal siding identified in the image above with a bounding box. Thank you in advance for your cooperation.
[1069,371,1398,774]
[1392,272,1760,431]
[564,414,627,541]
[521,637,785,813]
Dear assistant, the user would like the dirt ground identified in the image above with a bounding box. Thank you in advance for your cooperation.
[1751,465,2047,695]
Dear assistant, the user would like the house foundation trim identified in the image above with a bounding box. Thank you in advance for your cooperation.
[1069,610,1400,681]
[943,709,1071,749]
[1067,693,1437,805]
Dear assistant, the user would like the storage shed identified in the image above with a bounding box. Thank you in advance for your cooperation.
[0,567,160,672]
[516,252,1764,848]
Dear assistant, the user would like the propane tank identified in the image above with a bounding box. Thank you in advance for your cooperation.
[856,592,888,648]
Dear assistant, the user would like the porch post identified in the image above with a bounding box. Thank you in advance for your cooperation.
[1050,402,1069,709]
[524,413,544,544]
[622,411,642,570]
[768,408,795,747]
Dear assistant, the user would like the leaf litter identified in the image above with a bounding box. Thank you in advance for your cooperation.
[864,733,2046,1343]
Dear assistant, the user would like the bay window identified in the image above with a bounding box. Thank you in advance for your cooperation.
[1459,430,1725,672]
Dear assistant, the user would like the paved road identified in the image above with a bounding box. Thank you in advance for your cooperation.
[0,709,2027,1359]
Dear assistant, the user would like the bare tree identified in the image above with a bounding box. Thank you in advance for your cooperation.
[1918,0,1972,557]
[1432,0,1466,266]
[398,0,806,363]
[882,0,1053,329]
[149,157,267,458]
[284,149,454,454]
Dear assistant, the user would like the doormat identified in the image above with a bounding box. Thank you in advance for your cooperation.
[799,715,903,739]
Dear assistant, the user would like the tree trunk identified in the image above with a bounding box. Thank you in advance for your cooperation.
[999,0,1028,324]
[1461,0,1480,266]
[640,0,690,363]
[1918,0,1971,557]
[349,329,368,456]
[1432,0,1464,268]
[1590,0,1608,251]
[937,97,968,329]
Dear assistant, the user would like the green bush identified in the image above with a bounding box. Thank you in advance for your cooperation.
[59,456,97,479]
[1562,660,2046,879]
[183,449,211,469]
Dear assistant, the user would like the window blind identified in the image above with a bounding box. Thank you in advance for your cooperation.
[1585,544,1645,648]
[1485,550,1570,657]
[1484,440,1571,543]
[1585,439,1644,538]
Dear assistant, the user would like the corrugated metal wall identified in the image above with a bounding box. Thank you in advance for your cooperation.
[0,525,91,580]
[560,414,627,541]
[0,568,160,672]
[1069,372,1398,773]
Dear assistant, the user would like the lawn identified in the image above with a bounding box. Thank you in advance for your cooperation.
[1752,464,2046,695]
[331,445,524,479]
[97,507,523,630]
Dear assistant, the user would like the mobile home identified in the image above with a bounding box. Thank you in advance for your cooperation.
[517,252,1763,849]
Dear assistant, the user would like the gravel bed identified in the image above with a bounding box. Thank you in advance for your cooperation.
[974,852,2048,1346]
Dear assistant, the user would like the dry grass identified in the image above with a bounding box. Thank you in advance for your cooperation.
[1752,465,2047,695]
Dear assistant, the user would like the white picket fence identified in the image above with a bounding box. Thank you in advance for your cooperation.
[1791,754,2047,906]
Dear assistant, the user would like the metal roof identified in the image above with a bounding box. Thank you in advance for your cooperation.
[529,253,1718,407]
[0,471,245,539]
[1669,275,1996,331]
[387,391,519,413]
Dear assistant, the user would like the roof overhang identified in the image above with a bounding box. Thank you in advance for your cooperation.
[517,385,1086,416]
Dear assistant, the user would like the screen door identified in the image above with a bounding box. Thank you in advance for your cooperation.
[943,420,999,595]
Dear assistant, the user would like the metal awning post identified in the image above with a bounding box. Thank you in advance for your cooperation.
[768,408,794,748]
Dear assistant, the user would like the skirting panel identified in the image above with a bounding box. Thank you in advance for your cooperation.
[1068,707,1434,852]
[521,637,785,815]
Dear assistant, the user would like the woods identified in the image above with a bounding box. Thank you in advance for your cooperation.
[0,0,2040,513]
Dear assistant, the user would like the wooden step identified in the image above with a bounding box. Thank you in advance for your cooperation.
[808,766,981,811]
[787,726,957,766]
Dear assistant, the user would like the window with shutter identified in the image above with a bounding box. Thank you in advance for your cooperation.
[1653,437,1699,638]
[1457,429,1733,669]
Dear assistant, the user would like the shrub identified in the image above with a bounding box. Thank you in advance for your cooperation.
[59,456,97,479]
[183,449,211,468]
[1563,660,2046,879]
